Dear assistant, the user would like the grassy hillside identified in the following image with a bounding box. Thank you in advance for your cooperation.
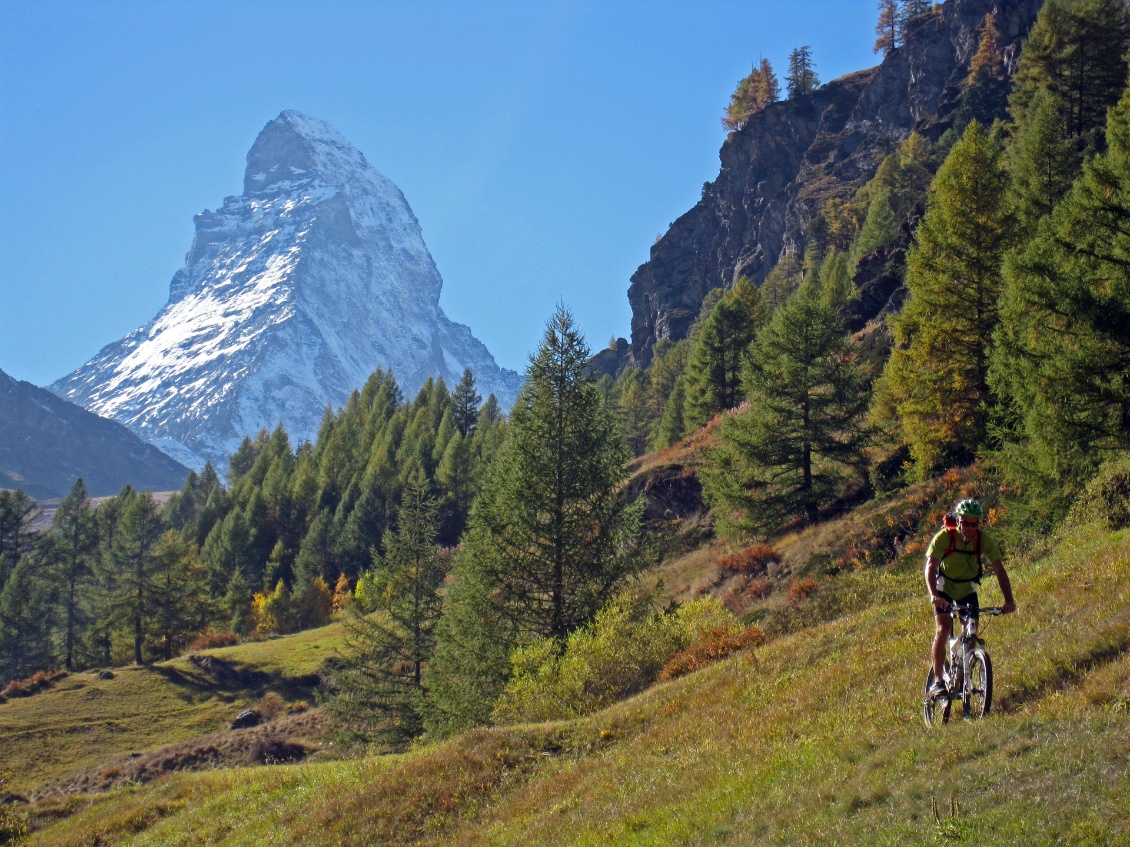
[18,521,1128,846]
[0,623,342,797]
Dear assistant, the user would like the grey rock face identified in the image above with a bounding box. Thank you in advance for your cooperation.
[52,111,520,471]
[627,0,1043,367]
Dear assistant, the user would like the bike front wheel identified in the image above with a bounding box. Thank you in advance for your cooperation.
[923,667,952,728]
[963,649,993,719]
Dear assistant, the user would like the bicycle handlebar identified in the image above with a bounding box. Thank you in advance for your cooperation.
[931,601,1004,616]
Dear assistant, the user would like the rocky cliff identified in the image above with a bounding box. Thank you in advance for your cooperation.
[627,0,1044,366]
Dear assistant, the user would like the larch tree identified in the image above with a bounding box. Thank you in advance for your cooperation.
[722,58,780,130]
[682,279,761,432]
[50,479,98,670]
[875,0,900,55]
[326,477,446,746]
[1008,0,1130,149]
[105,491,166,664]
[703,274,871,537]
[872,120,1014,474]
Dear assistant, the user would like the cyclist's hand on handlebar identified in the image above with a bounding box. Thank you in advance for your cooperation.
[1001,599,1017,615]
[930,594,950,612]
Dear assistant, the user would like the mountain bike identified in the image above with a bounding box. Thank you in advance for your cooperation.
[922,603,1003,727]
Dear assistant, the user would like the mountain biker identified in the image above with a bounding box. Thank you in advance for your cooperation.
[925,498,1016,696]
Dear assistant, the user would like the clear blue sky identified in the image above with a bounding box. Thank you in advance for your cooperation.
[0,0,879,386]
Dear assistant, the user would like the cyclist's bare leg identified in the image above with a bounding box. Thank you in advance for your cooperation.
[932,612,952,682]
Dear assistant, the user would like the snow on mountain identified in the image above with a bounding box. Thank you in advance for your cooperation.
[52,110,521,471]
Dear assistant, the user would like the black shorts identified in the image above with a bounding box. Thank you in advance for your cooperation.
[934,592,979,619]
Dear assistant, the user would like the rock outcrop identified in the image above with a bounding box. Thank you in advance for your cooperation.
[627,0,1043,366]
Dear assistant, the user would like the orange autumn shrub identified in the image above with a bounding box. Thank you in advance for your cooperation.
[658,626,765,681]
[719,543,780,576]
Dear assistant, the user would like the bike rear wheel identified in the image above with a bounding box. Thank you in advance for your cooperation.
[963,649,992,719]
[923,667,952,728]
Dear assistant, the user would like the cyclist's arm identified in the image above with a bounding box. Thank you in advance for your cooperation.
[985,558,1017,614]
[924,556,948,611]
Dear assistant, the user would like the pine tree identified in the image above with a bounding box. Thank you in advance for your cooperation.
[49,479,98,670]
[991,86,1130,500]
[425,306,643,732]
[898,0,931,35]
[853,186,900,260]
[875,0,900,55]
[703,276,871,537]
[873,121,1014,474]
[786,46,819,99]
[326,479,446,745]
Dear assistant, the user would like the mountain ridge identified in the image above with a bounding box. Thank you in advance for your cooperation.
[0,367,188,499]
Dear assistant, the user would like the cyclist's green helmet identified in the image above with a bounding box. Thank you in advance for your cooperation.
[955,499,984,519]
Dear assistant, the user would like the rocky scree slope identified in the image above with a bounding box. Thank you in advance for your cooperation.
[52,111,521,471]
[627,0,1043,366]
[0,367,188,499]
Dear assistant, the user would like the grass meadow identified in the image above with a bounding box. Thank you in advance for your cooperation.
[17,522,1129,846]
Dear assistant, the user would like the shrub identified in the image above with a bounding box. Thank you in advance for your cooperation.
[0,773,27,845]
[493,594,743,724]
[256,692,287,721]
[1,669,66,699]
[787,578,819,605]
[658,626,765,681]
[718,543,780,576]
[720,575,773,613]
[187,631,240,651]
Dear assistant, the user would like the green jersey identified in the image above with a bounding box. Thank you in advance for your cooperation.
[927,526,1002,601]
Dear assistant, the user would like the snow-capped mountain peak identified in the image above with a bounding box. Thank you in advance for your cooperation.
[53,110,519,471]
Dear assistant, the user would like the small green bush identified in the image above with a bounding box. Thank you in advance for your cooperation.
[492,594,742,724]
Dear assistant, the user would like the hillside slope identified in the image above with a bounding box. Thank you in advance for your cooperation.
[21,522,1129,846]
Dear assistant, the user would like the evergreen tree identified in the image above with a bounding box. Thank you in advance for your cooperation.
[704,276,871,537]
[682,279,761,431]
[1008,0,1130,150]
[451,368,482,437]
[873,121,1013,474]
[49,479,98,670]
[425,306,644,732]
[875,0,900,55]
[991,86,1130,500]
[105,492,166,664]
[326,479,446,746]
[786,46,819,99]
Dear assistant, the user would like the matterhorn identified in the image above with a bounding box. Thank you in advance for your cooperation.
[53,110,521,471]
